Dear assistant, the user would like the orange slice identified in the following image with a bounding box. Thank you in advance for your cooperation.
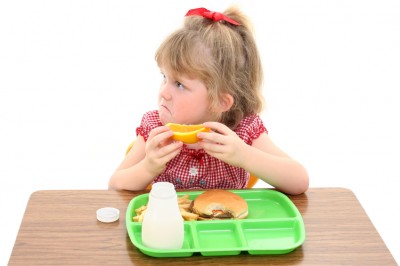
[166,123,210,144]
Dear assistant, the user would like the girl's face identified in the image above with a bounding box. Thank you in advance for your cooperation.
[158,68,216,125]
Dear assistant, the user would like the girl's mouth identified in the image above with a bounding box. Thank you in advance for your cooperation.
[161,104,169,112]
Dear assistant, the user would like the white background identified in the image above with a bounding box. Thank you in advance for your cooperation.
[1,0,399,264]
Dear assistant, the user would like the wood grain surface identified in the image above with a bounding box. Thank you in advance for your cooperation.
[9,188,396,265]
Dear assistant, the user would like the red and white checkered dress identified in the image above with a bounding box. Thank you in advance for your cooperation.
[136,110,268,189]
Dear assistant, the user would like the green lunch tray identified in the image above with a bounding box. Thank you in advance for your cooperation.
[126,189,305,257]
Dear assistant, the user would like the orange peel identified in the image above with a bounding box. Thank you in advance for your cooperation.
[166,123,210,144]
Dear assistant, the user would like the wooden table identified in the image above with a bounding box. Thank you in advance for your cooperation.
[9,188,396,265]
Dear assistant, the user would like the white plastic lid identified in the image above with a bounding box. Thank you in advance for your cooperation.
[96,207,120,223]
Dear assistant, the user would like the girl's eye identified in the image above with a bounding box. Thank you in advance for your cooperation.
[175,81,185,90]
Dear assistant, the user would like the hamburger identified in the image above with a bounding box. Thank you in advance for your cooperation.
[190,189,248,220]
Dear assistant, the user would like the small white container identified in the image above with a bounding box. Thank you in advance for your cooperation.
[96,207,119,223]
[142,182,184,250]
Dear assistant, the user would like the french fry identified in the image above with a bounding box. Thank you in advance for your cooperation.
[132,214,140,222]
[180,209,199,221]
[135,205,147,215]
[178,203,191,211]
[138,210,146,222]
[177,194,190,203]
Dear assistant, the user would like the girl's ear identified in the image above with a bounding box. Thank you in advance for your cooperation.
[219,93,234,112]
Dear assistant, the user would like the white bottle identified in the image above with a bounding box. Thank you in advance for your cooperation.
[142,182,184,249]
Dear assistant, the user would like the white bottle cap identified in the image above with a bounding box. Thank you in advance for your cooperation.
[96,207,120,223]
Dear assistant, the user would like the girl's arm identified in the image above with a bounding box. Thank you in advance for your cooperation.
[108,136,153,191]
[108,127,183,191]
[244,133,309,195]
[198,122,309,195]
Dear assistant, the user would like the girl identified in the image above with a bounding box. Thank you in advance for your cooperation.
[109,7,309,195]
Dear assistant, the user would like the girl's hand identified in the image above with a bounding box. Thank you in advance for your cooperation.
[197,122,248,168]
[143,126,183,176]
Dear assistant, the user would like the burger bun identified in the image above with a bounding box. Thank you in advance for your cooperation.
[190,189,248,219]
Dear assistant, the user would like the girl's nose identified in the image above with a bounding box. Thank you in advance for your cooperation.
[159,82,172,100]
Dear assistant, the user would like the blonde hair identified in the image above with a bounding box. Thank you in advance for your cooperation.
[155,6,264,129]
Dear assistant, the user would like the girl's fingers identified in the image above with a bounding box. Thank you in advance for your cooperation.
[148,126,171,140]
[198,122,233,144]
[152,140,182,166]
[202,122,230,135]
[197,131,221,143]
[199,141,223,154]
[147,126,175,148]
[159,140,183,155]
[160,141,183,161]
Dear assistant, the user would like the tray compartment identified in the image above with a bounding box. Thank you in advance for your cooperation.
[194,221,244,256]
[241,219,304,254]
[127,222,195,257]
[241,191,298,219]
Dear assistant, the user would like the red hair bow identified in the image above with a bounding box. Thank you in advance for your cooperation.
[185,7,240,26]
